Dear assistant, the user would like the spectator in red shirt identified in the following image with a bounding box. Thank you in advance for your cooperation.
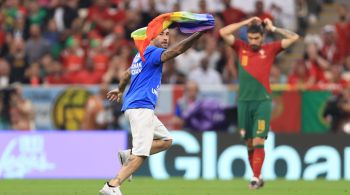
[326,65,348,86]
[44,61,68,85]
[304,41,330,84]
[321,25,341,65]
[86,0,126,35]
[222,0,246,25]
[0,11,4,40]
[71,57,102,84]
[334,3,350,64]
[288,60,315,88]
[253,0,274,21]
[89,38,109,74]
[61,36,84,73]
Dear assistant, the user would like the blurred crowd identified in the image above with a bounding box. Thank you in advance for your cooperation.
[0,0,328,88]
[289,3,350,91]
[2,0,350,133]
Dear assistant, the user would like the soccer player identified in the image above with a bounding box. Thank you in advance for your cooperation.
[219,17,299,189]
[99,29,205,195]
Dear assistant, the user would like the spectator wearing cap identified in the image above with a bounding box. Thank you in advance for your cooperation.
[321,25,342,64]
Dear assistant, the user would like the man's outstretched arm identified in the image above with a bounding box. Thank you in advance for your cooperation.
[264,19,299,49]
[161,32,204,63]
[107,70,131,102]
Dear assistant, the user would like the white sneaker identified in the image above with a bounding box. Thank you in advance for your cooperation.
[99,183,122,195]
[118,149,132,182]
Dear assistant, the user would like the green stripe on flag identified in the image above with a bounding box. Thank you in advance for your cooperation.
[301,91,331,133]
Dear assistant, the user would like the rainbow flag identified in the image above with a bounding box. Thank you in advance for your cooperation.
[131,12,215,60]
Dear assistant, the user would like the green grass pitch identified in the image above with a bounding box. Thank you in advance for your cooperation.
[0,178,349,195]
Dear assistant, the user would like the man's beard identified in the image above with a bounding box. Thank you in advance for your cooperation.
[157,42,168,49]
[250,45,261,52]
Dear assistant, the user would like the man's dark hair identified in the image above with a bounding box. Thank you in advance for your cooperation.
[247,23,264,35]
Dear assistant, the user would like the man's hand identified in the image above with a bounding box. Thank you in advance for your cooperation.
[107,88,123,103]
[219,17,261,46]
[263,18,275,32]
[267,18,299,48]
[245,17,261,25]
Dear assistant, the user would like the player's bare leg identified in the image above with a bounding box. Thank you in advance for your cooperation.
[118,149,133,182]
[150,139,172,154]
[109,155,146,187]
[249,137,265,190]
[109,139,172,187]
[100,154,145,195]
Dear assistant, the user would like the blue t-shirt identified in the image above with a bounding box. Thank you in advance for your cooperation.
[121,45,165,111]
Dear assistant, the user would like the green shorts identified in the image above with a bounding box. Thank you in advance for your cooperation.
[238,100,271,140]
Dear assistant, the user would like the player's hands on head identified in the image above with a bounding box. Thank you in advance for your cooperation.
[263,18,275,31]
[246,17,261,25]
[107,88,123,103]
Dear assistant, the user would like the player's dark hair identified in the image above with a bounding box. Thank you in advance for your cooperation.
[247,23,264,35]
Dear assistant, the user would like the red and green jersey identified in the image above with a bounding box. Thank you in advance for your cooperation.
[232,39,283,101]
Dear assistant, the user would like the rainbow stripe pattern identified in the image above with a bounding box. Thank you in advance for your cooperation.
[131,12,215,60]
